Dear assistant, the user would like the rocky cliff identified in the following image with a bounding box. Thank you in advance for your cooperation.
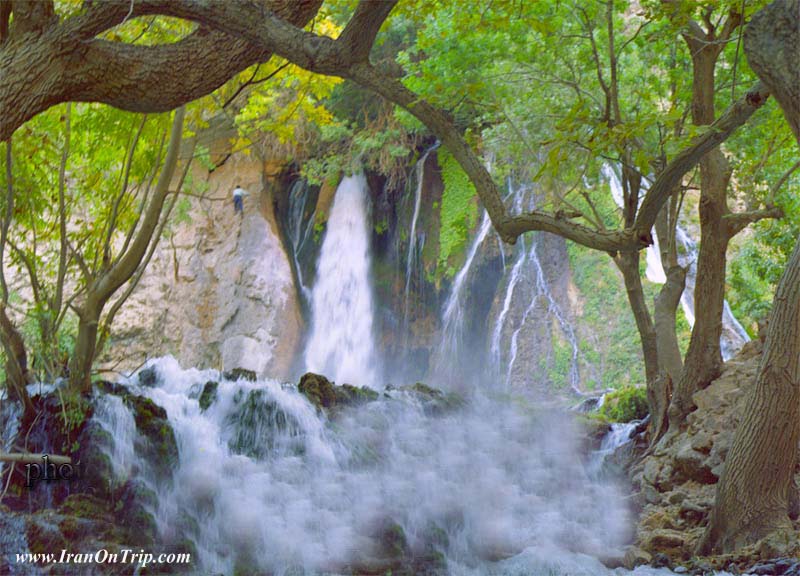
[100,152,302,381]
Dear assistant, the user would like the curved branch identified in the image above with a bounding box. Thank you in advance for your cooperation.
[0,0,323,140]
[338,0,398,63]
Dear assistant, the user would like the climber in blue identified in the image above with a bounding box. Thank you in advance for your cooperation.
[232,184,249,216]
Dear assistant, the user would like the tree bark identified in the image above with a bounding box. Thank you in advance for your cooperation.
[0,0,322,141]
[0,304,33,417]
[669,19,736,429]
[700,237,800,554]
[700,0,800,554]
[615,251,660,387]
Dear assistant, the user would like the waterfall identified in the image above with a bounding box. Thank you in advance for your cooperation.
[304,174,380,387]
[402,144,438,342]
[602,165,749,360]
[436,208,494,372]
[286,179,316,302]
[490,182,582,394]
[112,357,634,575]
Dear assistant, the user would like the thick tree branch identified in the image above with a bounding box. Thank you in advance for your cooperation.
[725,205,784,237]
[0,0,322,140]
[745,0,800,140]
[94,107,185,303]
[338,0,398,63]
[8,0,56,36]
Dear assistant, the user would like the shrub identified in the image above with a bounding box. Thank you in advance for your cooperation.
[600,386,648,422]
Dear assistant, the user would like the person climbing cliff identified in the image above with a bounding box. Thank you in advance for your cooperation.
[232,184,249,216]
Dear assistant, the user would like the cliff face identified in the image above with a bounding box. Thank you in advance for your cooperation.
[99,146,647,395]
[100,153,302,381]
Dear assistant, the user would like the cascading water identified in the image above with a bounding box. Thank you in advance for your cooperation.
[602,165,749,360]
[108,357,653,576]
[285,179,316,303]
[436,209,494,377]
[490,182,582,394]
[402,144,438,346]
[304,174,381,386]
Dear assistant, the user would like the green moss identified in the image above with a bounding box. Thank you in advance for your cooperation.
[436,148,478,279]
[198,380,218,411]
[600,386,649,423]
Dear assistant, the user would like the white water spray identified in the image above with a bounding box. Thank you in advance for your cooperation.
[304,174,380,386]
[116,357,638,576]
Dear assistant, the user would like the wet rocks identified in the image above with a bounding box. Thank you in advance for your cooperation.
[298,372,379,412]
[227,389,303,458]
[198,380,219,411]
[223,368,257,382]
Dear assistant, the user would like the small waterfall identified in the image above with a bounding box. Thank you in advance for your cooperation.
[602,165,749,360]
[0,401,21,480]
[93,394,138,483]
[285,179,316,302]
[490,182,582,394]
[587,421,639,477]
[436,208,494,372]
[402,144,438,341]
[304,174,380,387]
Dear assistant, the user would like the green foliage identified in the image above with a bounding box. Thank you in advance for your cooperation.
[600,386,649,423]
[547,337,574,390]
[436,149,478,278]
[568,242,645,389]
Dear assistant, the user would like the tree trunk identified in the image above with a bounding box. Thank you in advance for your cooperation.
[700,0,800,554]
[669,35,732,429]
[0,307,32,405]
[699,238,800,553]
[0,305,34,417]
[69,303,100,394]
[649,202,685,443]
[652,264,685,442]
[614,251,660,387]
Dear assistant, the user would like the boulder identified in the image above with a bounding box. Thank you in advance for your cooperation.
[224,368,257,382]
[198,380,219,411]
[298,372,379,412]
[623,546,652,569]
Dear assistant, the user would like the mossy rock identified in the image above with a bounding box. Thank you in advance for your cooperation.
[26,516,67,554]
[338,383,379,405]
[227,389,303,459]
[396,382,465,415]
[600,386,649,423]
[137,366,160,387]
[298,372,379,412]
[75,421,117,498]
[59,493,110,520]
[123,395,179,479]
[114,479,158,546]
[198,380,219,411]
[298,372,338,410]
[224,368,257,382]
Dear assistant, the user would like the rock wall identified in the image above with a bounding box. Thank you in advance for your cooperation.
[100,152,302,381]
[621,341,789,571]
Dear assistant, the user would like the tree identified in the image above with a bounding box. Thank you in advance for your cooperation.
[699,0,800,554]
[0,0,779,419]
[662,2,782,433]
[68,106,191,392]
